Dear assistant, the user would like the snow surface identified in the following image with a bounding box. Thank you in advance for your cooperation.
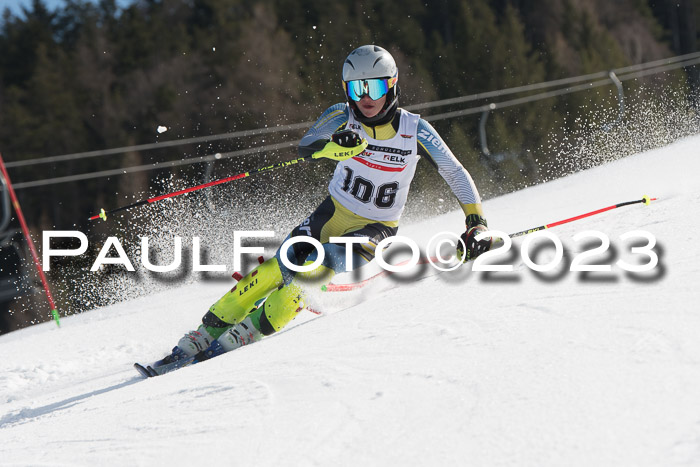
[1,135,700,466]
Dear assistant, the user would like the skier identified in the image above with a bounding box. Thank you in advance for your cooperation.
[137,45,492,376]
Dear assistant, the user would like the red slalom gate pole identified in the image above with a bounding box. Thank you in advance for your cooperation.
[0,152,60,327]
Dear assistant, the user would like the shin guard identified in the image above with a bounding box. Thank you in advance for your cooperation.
[207,257,284,325]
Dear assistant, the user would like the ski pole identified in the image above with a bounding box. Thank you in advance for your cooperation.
[88,155,314,221]
[322,195,656,292]
[507,195,656,238]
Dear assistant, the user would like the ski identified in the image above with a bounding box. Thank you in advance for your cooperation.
[134,354,198,378]
[134,340,230,378]
[134,357,197,378]
[133,362,154,378]
[134,345,199,378]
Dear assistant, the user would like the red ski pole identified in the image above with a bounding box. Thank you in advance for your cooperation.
[0,152,60,327]
[88,155,314,221]
[507,195,656,238]
[322,195,657,292]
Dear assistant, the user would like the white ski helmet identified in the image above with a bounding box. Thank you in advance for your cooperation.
[342,45,399,124]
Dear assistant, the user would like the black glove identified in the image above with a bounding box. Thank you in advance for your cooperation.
[457,214,492,262]
[313,129,367,161]
[332,129,363,148]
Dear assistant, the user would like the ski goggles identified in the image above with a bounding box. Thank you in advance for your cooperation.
[344,78,395,101]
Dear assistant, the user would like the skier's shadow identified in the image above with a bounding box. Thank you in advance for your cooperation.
[0,376,142,428]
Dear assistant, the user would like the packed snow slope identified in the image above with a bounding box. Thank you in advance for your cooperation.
[2,135,700,466]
